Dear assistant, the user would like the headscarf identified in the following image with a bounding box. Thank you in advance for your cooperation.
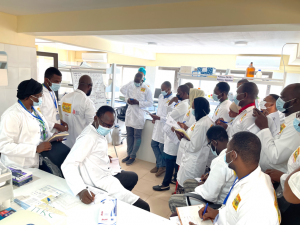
[17,78,43,100]
[229,102,240,113]
[194,97,210,121]
[138,67,146,75]
[189,88,205,108]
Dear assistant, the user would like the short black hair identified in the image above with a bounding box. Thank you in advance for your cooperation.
[237,79,249,85]
[269,94,279,101]
[179,84,190,95]
[45,67,62,79]
[239,82,259,100]
[135,73,143,78]
[216,82,230,94]
[230,131,261,165]
[206,125,228,142]
[162,81,172,89]
[96,105,115,118]
[185,82,194,89]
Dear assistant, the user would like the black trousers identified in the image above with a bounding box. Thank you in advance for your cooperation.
[113,171,150,212]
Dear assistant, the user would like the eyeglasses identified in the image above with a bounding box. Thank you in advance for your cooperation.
[32,93,44,98]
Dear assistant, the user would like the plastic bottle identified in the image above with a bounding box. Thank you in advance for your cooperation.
[111,125,121,146]
[246,62,255,78]
[256,69,262,78]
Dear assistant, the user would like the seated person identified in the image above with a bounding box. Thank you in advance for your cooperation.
[169,126,235,213]
[228,102,240,123]
[61,106,150,211]
[284,166,300,204]
[194,132,280,225]
[176,97,214,187]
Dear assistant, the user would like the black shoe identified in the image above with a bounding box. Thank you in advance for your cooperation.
[153,184,170,191]
[126,158,135,165]
[170,179,176,185]
[122,156,130,163]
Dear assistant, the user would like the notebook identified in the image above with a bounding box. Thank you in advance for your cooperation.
[176,205,213,225]
[174,128,190,141]
[46,132,69,142]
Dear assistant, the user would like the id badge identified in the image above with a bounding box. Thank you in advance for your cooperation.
[56,114,60,120]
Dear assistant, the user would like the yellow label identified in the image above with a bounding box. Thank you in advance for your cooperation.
[140,88,146,92]
[147,85,150,88]
[293,147,300,163]
[232,194,241,211]
[166,100,170,103]
[280,124,286,134]
[186,111,190,117]
[240,113,247,122]
[36,107,41,113]
[215,108,219,116]
[191,124,196,131]
[210,124,213,128]
[274,191,281,223]
[62,102,72,113]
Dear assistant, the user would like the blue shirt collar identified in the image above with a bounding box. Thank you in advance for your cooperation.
[164,92,173,99]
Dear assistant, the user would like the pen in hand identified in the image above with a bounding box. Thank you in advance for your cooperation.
[220,120,228,124]
[202,203,209,217]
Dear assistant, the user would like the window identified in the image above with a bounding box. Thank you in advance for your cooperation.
[122,67,138,87]
[155,69,175,90]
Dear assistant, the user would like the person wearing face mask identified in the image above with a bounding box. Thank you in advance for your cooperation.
[120,73,153,165]
[168,126,235,213]
[0,79,55,169]
[60,75,96,148]
[61,106,150,211]
[228,102,240,123]
[39,67,68,133]
[254,83,300,173]
[149,81,174,177]
[212,82,232,122]
[195,131,280,225]
[216,82,275,138]
[175,97,215,187]
[153,85,190,191]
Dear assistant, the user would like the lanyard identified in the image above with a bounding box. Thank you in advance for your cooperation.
[43,84,58,109]
[18,100,46,140]
[222,174,249,205]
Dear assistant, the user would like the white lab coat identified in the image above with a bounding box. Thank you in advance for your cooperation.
[120,82,153,129]
[0,102,51,168]
[152,93,174,144]
[195,150,236,204]
[257,111,300,173]
[177,116,215,186]
[163,99,190,156]
[212,100,232,122]
[288,171,300,199]
[39,86,60,133]
[61,124,139,205]
[280,147,300,189]
[216,166,280,225]
[60,89,96,148]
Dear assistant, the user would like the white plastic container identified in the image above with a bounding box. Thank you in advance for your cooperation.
[256,69,262,78]
[111,125,122,146]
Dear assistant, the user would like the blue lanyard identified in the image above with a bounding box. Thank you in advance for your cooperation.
[43,84,57,109]
[223,174,249,205]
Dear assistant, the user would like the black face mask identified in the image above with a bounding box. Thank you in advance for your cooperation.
[87,88,92,96]
[176,94,183,101]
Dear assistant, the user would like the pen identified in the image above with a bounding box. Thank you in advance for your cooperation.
[86,187,92,198]
[202,203,209,217]
[199,172,209,182]
[182,121,186,124]
[220,120,228,124]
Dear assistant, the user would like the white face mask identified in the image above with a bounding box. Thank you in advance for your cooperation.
[259,100,272,110]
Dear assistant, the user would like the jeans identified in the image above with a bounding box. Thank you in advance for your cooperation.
[162,153,177,186]
[126,126,143,159]
[151,140,165,168]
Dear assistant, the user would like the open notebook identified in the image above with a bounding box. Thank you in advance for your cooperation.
[176,205,213,225]
[174,128,190,141]
[45,132,69,142]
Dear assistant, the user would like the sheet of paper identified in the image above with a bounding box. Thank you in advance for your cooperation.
[110,158,121,174]
[142,109,152,115]
[194,178,201,182]
[268,113,280,135]
[163,124,179,145]
[177,205,213,225]
[86,185,109,205]
[170,216,181,225]
[166,116,181,129]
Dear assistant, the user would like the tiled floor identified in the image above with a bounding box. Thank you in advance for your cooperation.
[107,142,173,219]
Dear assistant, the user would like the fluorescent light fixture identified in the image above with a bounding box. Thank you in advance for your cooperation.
[234,41,248,46]
[35,38,52,43]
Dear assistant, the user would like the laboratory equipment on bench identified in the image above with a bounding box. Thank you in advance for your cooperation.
[256,69,262,78]
[0,162,14,211]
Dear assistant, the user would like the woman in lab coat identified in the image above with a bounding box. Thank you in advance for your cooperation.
[176,97,214,186]
[0,79,67,175]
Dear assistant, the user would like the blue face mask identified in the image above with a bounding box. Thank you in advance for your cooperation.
[31,96,43,106]
[134,82,141,87]
[210,142,218,156]
[233,93,244,106]
[96,119,112,136]
[276,97,295,113]
[161,90,167,96]
[48,78,61,91]
[191,109,195,116]
[212,93,221,102]
[293,118,300,132]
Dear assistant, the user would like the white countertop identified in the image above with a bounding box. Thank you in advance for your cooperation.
[13,169,175,225]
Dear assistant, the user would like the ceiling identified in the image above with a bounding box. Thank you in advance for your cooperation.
[0,0,192,15]
[97,31,300,55]
[35,39,99,51]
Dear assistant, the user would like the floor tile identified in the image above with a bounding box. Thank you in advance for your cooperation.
[146,196,171,218]
[142,171,165,183]
[131,189,150,202]
[151,188,174,202]
[133,179,156,196]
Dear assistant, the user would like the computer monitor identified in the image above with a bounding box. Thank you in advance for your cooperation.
[154,88,161,98]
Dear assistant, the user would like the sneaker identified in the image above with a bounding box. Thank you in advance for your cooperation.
[126,158,135,165]
[122,156,130,163]
[155,167,166,177]
[150,166,158,173]
[153,184,170,191]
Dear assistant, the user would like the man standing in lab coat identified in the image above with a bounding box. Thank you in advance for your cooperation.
[39,67,68,133]
[196,131,280,225]
[120,73,153,165]
[254,83,300,173]
[212,82,232,122]
[62,106,150,211]
[149,81,174,177]
[61,75,96,148]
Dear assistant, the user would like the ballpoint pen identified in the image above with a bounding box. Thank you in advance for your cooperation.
[202,203,209,217]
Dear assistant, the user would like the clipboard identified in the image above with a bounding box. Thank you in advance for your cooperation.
[176,205,213,225]
[45,132,69,142]
[174,128,190,141]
